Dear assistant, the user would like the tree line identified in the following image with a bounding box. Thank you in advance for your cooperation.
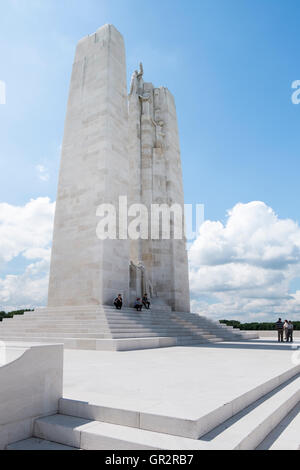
[220,320,300,330]
[0,310,34,321]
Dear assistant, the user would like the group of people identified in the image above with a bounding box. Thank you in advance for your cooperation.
[275,318,294,342]
[134,295,150,312]
[113,293,151,312]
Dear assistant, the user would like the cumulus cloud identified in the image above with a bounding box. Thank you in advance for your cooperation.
[0,197,55,309]
[189,201,300,321]
[2,197,300,321]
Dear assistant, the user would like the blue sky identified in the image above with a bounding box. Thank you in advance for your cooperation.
[1,0,300,319]
[1,0,300,219]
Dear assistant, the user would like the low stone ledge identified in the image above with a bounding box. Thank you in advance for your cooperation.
[0,342,63,449]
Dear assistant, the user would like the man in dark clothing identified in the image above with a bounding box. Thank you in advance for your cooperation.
[114,294,123,310]
[275,318,284,342]
[142,293,150,310]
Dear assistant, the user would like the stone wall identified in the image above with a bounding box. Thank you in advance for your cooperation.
[0,343,63,449]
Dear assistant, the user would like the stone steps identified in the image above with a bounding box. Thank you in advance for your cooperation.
[0,333,220,342]
[2,316,239,331]
[7,319,231,331]
[8,368,300,450]
[0,336,221,351]
[2,322,233,334]
[57,368,300,441]
[0,326,223,335]
[0,318,222,327]
[0,322,223,332]
[13,311,235,329]
[7,437,78,450]
[0,322,221,334]
[33,313,212,322]
[0,322,228,333]
[32,414,201,450]
[0,331,219,340]
[202,375,300,449]
[257,402,300,450]
[0,307,256,350]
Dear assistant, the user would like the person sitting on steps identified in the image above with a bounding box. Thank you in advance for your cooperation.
[134,298,143,312]
[142,293,150,310]
[114,294,123,310]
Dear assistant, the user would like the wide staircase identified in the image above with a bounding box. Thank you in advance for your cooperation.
[0,305,257,350]
[7,367,300,450]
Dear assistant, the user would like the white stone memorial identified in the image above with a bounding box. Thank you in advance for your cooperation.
[48,24,190,312]
[0,25,256,350]
[3,25,295,453]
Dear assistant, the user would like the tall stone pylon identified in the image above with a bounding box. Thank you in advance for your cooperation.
[48,25,130,307]
[128,65,190,312]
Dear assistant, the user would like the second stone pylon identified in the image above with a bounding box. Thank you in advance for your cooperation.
[48,24,130,307]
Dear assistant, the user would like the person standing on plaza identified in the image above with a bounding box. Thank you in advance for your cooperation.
[275,318,284,342]
[287,321,294,342]
[283,319,289,341]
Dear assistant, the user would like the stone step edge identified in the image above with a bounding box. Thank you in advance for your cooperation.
[0,323,229,332]
[0,334,219,340]
[0,323,227,331]
[32,414,206,450]
[205,375,300,450]
[6,437,79,451]
[256,402,300,450]
[15,313,237,328]
[0,336,220,351]
[2,316,247,331]
[0,321,255,336]
[77,376,300,450]
[0,335,218,342]
[58,363,300,440]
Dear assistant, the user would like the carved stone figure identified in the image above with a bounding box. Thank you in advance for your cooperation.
[129,70,138,95]
[129,260,154,303]
[151,119,165,149]
[139,93,151,117]
[129,63,144,95]
[137,62,144,80]
[140,263,154,299]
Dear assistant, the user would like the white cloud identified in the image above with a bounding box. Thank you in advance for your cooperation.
[0,197,54,309]
[36,164,50,182]
[2,197,300,320]
[0,258,50,308]
[189,201,300,322]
